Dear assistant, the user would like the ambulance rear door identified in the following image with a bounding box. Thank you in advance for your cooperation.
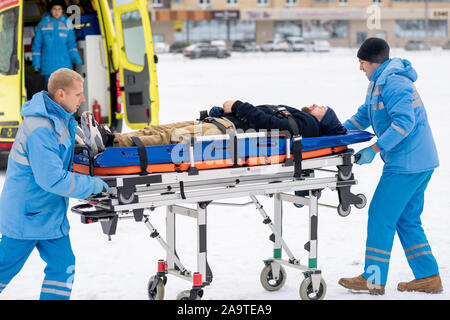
[0,0,23,149]
[112,0,159,129]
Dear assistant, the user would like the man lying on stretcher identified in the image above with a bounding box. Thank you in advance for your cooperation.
[76,100,347,155]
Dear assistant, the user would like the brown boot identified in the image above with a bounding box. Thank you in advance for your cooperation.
[397,274,443,293]
[338,275,385,295]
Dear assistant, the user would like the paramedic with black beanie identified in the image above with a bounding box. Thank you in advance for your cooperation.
[338,37,442,295]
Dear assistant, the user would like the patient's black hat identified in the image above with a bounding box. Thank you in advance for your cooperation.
[357,37,390,64]
[319,107,347,136]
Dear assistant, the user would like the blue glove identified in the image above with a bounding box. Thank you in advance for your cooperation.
[355,146,376,165]
[34,65,40,72]
[209,106,224,118]
[92,177,109,194]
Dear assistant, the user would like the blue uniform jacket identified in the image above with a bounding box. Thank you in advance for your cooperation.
[0,91,97,240]
[32,13,82,76]
[344,58,439,173]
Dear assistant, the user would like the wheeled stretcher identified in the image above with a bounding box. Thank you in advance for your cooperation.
[71,129,373,300]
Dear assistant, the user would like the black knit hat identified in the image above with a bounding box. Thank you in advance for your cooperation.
[48,0,67,11]
[357,37,390,64]
[319,107,347,136]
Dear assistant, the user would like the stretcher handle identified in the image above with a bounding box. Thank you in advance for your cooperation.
[74,144,95,176]
[71,203,116,218]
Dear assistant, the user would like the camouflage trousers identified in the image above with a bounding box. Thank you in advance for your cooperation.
[113,118,234,147]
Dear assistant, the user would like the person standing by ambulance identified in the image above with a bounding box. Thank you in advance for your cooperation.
[32,0,82,83]
[338,38,442,295]
[0,68,108,300]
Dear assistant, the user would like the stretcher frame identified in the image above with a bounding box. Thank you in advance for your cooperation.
[71,131,367,300]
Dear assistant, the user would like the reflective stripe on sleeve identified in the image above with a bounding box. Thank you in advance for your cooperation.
[10,148,30,166]
[62,173,75,197]
[350,117,364,131]
[22,117,54,136]
[391,123,408,136]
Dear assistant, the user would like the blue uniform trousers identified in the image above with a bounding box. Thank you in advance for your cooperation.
[362,170,439,285]
[0,235,75,300]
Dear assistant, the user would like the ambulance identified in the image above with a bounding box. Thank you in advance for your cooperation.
[0,0,159,151]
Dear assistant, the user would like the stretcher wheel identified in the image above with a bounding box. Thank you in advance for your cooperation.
[337,204,351,217]
[299,276,327,300]
[354,193,367,209]
[260,264,287,291]
[177,289,202,300]
[147,276,165,300]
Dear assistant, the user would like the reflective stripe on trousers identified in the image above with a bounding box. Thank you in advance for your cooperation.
[362,170,439,285]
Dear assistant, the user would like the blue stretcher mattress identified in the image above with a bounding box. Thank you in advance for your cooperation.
[73,130,374,168]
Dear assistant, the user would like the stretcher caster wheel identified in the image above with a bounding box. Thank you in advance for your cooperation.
[260,264,287,291]
[148,275,165,300]
[337,204,351,217]
[299,277,327,300]
[177,289,202,300]
[354,193,367,209]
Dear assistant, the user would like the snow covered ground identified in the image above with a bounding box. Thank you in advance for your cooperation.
[1,47,449,300]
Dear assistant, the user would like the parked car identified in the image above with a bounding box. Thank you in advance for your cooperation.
[154,42,170,54]
[286,37,306,51]
[183,43,231,59]
[261,39,291,52]
[211,40,227,49]
[310,40,331,52]
[169,42,190,53]
[404,40,431,51]
[443,40,450,50]
[231,40,259,52]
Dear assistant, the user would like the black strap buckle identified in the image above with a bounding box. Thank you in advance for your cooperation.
[131,136,149,175]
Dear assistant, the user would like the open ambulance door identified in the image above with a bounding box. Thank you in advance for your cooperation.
[0,0,23,150]
[112,0,159,129]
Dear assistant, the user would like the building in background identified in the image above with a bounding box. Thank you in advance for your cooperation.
[148,0,450,47]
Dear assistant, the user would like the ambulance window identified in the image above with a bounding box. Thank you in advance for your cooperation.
[0,8,18,75]
[121,10,145,66]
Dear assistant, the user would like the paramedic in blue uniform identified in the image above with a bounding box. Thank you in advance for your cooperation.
[0,68,109,300]
[338,38,442,295]
[32,0,82,83]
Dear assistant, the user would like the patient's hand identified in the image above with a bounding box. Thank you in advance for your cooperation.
[223,100,236,114]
